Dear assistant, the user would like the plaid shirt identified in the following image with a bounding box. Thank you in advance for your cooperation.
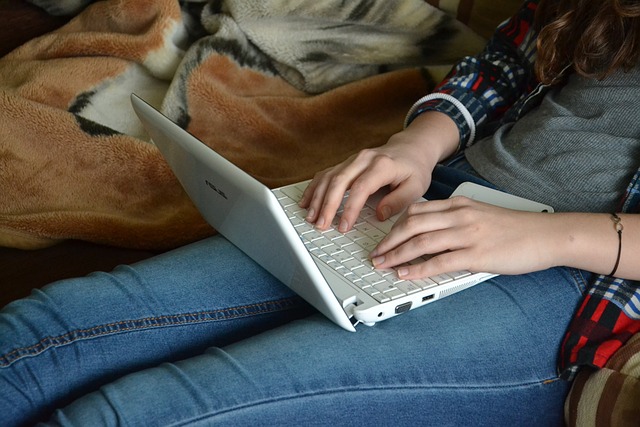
[407,0,640,379]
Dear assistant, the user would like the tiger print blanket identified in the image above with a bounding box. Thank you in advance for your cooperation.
[0,0,484,250]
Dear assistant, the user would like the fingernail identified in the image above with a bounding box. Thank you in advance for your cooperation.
[339,219,348,233]
[315,217,325,228]
[381,206,391,220]
[372,256,385,267]
[305,208,315,221]
[397,267,409,277]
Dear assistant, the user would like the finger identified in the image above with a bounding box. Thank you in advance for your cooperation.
[373,196,482,256]
[311,160,371,230]
[373,203,455,256]
[316,151,398,231]
[299,174,322,208]
[377,177,429,221]
[300,163,365,210]
[393,197,461,215]
[372,227,462,270]
[312,174,350,230]
[387,196,476,218]
[337,166,400,232]
[301,171,333,224]
[395,249,473,280]
[299,158,363,228]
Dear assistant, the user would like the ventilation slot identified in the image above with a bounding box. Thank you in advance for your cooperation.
[439,282,475,299]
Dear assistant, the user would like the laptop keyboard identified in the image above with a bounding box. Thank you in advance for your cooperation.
[273,182,472,303]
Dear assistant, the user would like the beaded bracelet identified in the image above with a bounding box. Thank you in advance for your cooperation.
[610,213,623,277]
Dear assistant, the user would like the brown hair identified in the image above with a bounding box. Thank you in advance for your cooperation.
[534,0,640,85]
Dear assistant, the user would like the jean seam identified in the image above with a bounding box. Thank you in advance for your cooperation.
[169,378,564,426]
[567,268,589,294]
[0,297,301,368]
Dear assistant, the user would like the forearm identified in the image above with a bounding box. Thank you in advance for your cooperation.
[546,212,639,280]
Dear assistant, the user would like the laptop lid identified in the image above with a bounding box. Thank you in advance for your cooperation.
[130,94,356,331]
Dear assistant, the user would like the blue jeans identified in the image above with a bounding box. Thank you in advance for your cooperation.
[0,158,589,426]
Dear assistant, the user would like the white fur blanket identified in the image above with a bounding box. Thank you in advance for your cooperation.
[0,0,483,250]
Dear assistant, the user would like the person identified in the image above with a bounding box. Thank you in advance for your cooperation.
[2,0,639,425]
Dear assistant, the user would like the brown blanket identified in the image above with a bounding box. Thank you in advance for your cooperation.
[1,0,484,251]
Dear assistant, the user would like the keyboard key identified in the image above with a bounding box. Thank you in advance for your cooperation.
[385,288,406,300]
[332,236,352,247]
[355,221,386,241]
[449,270,472,279]
[321,243,339,255]
[431,274,453,285]
[413,278,438,290]
[321,229,343,240]
[289,216,305,227]
[372,293,391,303]
[359,206,376,220]
[363,287,380,297]
[362,272,387,286]
[344,244,365,256]
[331,251,354,263]
[280,185,304,201]
[356,237,377,252]
[396,281,422,295]
[374,282,397,293]
[345,229,367,241]
[342,257,366,271]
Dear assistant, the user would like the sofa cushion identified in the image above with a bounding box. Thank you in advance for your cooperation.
[565,333,640,427]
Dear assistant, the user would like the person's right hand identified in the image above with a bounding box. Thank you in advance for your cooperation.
[299,111,460,233]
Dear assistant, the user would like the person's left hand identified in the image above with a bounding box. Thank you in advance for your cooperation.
[370,196,559,279]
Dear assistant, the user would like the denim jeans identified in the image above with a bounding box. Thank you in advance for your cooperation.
[0,158,590,426]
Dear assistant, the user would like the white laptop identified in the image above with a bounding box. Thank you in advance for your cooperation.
[131,94,553,331]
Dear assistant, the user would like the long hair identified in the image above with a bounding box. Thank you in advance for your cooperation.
[534,0,640,85]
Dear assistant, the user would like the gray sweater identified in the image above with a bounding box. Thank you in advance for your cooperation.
[465,67,640,213]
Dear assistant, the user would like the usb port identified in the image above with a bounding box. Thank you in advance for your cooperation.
[422,294,435,302]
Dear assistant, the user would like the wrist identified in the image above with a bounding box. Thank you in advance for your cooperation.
[548,213,622,276]
[405,93,477,147]
[398,111,460,164]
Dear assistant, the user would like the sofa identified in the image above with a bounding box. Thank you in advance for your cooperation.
[1,1,638,425]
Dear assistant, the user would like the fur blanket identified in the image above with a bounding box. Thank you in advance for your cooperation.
[1,0,484,250]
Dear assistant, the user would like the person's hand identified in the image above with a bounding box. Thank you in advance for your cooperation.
[299,111,460,232]
[299,142,432,233]
[370,196,561,279]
